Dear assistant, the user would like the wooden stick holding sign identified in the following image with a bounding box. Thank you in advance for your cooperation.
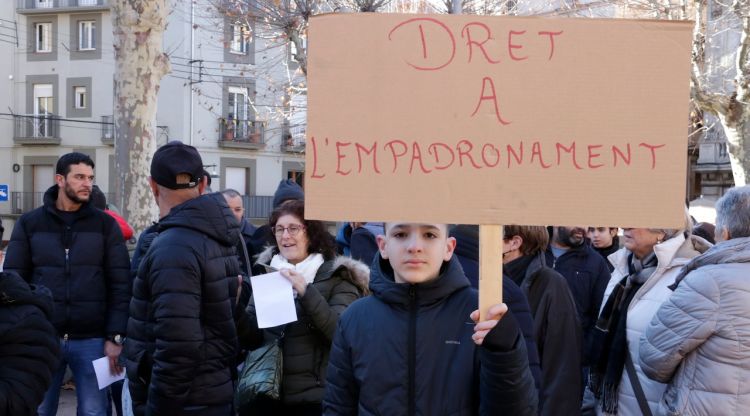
[479,225,503,321]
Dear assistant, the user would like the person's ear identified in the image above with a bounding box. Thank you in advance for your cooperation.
[720,227,730,242]
[55,173,65,187]
[657,231,667,244]
[148,177,160,200]
[507,235,522,251]
[198,176,208,194]
[444,236,457,261]
[376,234,389,259]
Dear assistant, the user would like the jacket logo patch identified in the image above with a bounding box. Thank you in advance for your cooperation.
[445,340,460,345]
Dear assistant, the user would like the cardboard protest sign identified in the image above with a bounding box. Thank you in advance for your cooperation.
[306,14,692,229]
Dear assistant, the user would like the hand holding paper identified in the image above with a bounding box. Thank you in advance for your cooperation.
[280,268,308,297]
[92,356,124,390]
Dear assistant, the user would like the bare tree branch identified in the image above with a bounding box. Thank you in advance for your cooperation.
[691,0,732,116]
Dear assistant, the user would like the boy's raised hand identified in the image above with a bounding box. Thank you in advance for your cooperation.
[470,303,509,346]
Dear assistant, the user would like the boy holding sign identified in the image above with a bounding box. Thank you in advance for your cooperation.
[323,223,538,415]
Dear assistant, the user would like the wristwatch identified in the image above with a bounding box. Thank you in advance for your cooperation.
[107,334,124,346]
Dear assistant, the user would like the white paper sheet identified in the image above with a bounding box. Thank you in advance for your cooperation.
[250,271,298,328]
[92,356,125,390]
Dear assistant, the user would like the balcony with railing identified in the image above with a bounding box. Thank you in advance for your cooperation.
[241,195,274,220]
[218,118,266,150]
[101,115,114,145]
[281,125,306,153]
[17,0,109,13]
[13,114,61,145]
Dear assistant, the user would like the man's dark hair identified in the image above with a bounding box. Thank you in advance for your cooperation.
[269,199,336,260]
[56,152,95,176]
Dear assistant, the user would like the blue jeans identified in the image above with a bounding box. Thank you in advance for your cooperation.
[38,337,109,416]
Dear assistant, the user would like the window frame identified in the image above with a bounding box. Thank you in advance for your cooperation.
[35,22,52,53]
[78,20,96,51]
[229,22,249,55]
[73,86,87,110]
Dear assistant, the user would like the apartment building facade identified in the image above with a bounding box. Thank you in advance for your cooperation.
[0,0,306,242]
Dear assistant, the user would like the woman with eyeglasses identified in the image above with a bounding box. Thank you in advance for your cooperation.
[588,213,710,416]
[237,199,370,416]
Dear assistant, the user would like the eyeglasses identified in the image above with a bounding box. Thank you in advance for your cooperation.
[274,224,305,237]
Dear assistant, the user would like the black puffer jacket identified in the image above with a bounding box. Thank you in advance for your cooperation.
[0,271,60,415]
[545,243,610,366]
[450,224,543,394]
[4,185,131,337]
[124,193,242,416]
[507,253,582,416]
[238,247,369,405]
[323,255,538,416]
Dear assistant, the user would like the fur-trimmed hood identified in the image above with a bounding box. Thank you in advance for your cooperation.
[256,246,370,295]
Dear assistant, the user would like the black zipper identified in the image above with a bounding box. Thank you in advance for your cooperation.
[63,225,72,334]
[408,285,417,416]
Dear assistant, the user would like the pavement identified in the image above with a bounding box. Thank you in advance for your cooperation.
[56,388,118,415]
[58,388,78,415]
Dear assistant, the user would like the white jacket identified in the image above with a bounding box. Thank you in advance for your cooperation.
[600,234,707,415]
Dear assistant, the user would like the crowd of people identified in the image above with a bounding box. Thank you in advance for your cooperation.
[0,144,749,416]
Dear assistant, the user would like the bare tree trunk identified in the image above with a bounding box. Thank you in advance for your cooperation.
[111,0,170,235]
[691,0,750,186]
[719,120,750,185]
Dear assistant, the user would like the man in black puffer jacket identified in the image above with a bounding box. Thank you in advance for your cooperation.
[0,271,60,415]
[124,141,242,416]
[4,152,131,415]
[545,226,610,369]
[324,222,538,415]
[450,224,542,396]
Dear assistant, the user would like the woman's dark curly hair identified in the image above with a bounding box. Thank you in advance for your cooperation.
[269,199,337,260]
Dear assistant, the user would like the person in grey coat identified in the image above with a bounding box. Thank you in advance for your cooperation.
[640,185,750,415]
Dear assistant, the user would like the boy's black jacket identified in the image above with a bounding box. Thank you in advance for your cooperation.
[323,255,538,415]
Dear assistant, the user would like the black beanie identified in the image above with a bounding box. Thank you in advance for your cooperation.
[273,179,304,208]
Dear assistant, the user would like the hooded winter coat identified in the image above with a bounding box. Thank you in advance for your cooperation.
[600,234,709,415]
[507,253,583,416]
[4,185,131,338]
[639,236,750,415]
[238,247,369,406]
[323,255,538,416]
[124,193,242,416]
[0,271,60,415]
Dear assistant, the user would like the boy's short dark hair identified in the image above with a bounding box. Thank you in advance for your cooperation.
[383,223,449,234]
[56,152,95,176]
